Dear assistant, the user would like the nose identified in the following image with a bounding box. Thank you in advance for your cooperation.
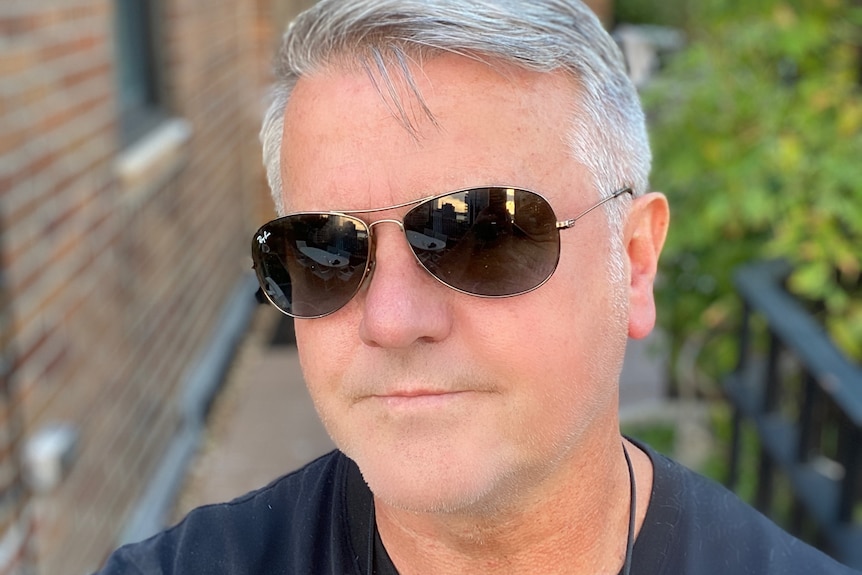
[357,223,453,349]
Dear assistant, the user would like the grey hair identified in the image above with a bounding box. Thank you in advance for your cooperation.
[260,0,651,281]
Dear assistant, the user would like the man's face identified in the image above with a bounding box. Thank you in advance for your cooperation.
[281,55,632,514]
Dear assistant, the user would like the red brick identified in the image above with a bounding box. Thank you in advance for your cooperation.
[41,32,103,60]
[0,13,42,36]
[1,0,280,571]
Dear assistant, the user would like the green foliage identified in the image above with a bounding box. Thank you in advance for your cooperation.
[643,0,862,380]
[614,0,691,28]
[622,422,676,455]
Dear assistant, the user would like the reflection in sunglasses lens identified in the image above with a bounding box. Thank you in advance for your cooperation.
[403,188,559,296]
[255,214,369,318]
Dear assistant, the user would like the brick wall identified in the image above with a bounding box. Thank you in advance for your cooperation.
[0,0,290,572]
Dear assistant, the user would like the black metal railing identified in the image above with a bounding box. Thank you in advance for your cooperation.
[723,259,862,569]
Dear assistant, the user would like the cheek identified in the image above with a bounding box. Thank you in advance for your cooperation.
[293,318,363,444]
[293,320,316,368]
[294,318,353,392]
[493,269,627,387]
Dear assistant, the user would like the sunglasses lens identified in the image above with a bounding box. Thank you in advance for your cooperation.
[252,188,561,315]
[403,188,560,296]
[252,214,369,318]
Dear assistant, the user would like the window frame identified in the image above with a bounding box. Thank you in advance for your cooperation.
[113,0,167,146]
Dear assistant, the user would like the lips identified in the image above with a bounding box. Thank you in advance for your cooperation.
[376,388,460,398]
[368,389,475,409]
[344,371,499,407]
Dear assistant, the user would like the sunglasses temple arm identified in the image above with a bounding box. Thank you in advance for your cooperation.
[254,286,269,305]
[556,187,632,230]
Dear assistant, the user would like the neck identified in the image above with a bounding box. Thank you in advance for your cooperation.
[374,435,651,575]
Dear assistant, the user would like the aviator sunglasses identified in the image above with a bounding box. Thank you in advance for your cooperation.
[252,186,632,319]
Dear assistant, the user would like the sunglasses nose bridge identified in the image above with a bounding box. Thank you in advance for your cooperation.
[366,218,405,232]
[365,218,406,263]
[361,217,436,290]
[365,217,409,264]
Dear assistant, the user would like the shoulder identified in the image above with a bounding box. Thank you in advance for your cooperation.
[94,450,359,575]
[633,443,860,575]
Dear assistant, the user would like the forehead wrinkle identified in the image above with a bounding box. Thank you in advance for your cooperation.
[333,46,543,142]
[333,46,441,140]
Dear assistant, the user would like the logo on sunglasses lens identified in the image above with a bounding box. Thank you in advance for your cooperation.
[256,231,271,245]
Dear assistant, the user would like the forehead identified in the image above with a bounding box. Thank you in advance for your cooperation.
[280,54,592,211]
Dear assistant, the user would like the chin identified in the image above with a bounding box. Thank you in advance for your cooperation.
[365,471,504,515]
[350,441,528,516]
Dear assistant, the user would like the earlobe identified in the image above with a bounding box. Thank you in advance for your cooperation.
[625,192,670,340]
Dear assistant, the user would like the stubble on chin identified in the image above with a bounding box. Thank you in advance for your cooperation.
[309,356,519,514]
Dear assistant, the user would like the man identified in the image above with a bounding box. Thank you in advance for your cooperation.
[96,1,860,573]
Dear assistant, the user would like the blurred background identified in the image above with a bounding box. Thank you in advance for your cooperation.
[0,0,860,573]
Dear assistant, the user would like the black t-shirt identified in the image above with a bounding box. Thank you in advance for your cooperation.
[95,444,860,574]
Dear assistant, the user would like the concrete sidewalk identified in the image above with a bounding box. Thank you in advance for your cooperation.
[173,305,668,519]
[173,308,333,519]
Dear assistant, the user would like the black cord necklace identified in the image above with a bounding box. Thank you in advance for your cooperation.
[622,441,637,575]
[367,442,637,575]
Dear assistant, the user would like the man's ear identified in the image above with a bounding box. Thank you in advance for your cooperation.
[625,192,670,340]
